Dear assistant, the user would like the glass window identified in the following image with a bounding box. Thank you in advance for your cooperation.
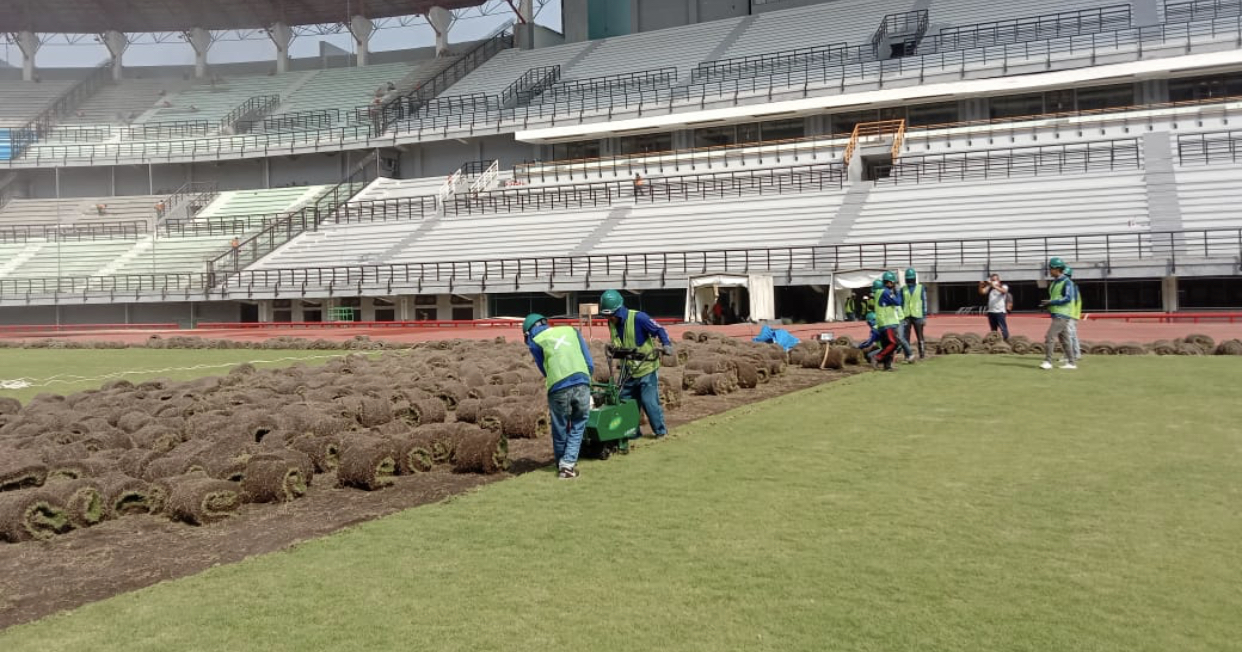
[989,94,1043,119]
[618,132,672,155]
[1167,73,1242,102]
[551,140,601,160]
[1179,277,1242,309]
[759,118,805,141]
[694,126,737,148]
[1076,84,1134,112]
[906,101,959,127]
[737,122,761,144]
[830,109,879,135]
[1045,90,1075,114]
[413,295,437,306]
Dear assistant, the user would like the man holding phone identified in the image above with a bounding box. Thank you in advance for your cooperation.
[978,274,1011,341]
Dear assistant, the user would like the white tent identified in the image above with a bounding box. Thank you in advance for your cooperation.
[684,274,775,323]
[826,269,888,321]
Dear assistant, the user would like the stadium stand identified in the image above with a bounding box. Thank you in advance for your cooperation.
[0,79,78,127]
[0,194,164,225]
[193,186,332,220]
[60,77,196,126]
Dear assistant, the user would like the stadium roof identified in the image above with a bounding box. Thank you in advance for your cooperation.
[0,0,490,33]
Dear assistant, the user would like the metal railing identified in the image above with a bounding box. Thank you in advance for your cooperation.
[844,120,906,164]
[872,10,930,51]
[157,181,219,222]
[252,109,341,133]
[449,163,844,215]
[1165,0,1242,23]
[1177,128,1242,164]
[221,95,281,134]
[9,61,113,156]
[0,220,148,243]
[692,44,852,83]
[4,228,1236,301]
[501,65,562,107]
[205,151,379,279]
[922,5,1133,54]
[540,68,678,100]
[885,138,1142,183]
[379,25,514,133]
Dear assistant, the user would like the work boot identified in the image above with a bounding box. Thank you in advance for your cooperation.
[558,466,579,479]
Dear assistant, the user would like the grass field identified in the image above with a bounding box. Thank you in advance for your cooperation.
[0,349,360,404]
[2,355,1240,651]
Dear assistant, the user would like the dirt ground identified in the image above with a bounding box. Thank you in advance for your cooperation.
[0,364,852,630]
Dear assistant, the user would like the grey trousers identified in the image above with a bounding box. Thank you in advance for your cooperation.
[1045,318,1076,363]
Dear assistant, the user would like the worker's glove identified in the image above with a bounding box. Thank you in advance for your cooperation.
[662,344,674,357]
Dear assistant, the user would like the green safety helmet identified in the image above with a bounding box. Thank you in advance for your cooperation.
[881,271,897,284]
[1064,266,1074,277]
[1048,256,1067,270]
[521,313,546,335]
[905,267,917,280]
[871,279,884,292]
[599,289,624,315]
[865,311,876,325]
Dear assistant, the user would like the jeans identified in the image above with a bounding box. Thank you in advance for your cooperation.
[902,317,927,357]
[620,371,667,437]
[986,312,1010,340]
[1065,319,1081,361]
[895,325,914,360]
[548,383,590,469]
[1044,317,1076,364]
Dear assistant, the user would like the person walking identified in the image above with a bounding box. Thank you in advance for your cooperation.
[1064,266,1083,364]
[979,273,1011,341]
[873,272,903,371]
[523,313,594,479]
[1039,257,1079,370]
[599,289,674,439]
[844,293,859,322]
[856,312,882,368]
[901,267,928,359]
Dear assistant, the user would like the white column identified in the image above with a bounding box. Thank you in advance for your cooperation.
[1162,276,1179,312]
[349,15,373,66]
[15,31,40,82]
[186,27,214,78]
[268,22,294,73]
[102,31,129,81]
[427,6,453,57]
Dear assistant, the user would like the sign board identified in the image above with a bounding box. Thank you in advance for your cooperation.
[817,332,835,342]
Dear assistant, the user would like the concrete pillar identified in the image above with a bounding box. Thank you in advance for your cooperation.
[103,31,128,81]
[519,0,536,49]
[1162,276,1179,312]
[427,7,453,57]
[15,31,40,82]
[187,27,213,78]
[268,22,294,73]
[349,15,373,66]
[257,300,273,322]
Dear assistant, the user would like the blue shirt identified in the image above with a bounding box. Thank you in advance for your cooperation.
[526,324,594,393]
[610,305,672,348]
[858,326,882,349]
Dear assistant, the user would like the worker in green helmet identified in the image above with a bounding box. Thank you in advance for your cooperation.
[872,271,903,371]
[900,267,928,359]
[866,278,883,316]
[1039,257,1079,370]
[844,293,859,321]
[524,313,595,479]
[1064,266,1083,363]
[599,289,674,438]
[884,271,916,364]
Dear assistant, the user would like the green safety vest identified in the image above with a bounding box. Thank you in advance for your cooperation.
[532,326,590,392]
[1071,286,1083,320]
[901,284,925,319]
[609,312,660,378]
[1048,277,1075,318]
[874,290,900,329]
[845,296,857,313]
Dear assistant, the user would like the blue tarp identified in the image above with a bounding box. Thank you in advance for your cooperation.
[752,325,800,351]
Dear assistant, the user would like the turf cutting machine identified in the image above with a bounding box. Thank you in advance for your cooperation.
[582,345,659,460]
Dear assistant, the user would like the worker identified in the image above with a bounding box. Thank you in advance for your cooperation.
[873,271,903,371]
[867,279,883,315]
[855,312,882,368]
[523,313,594,479]
[1064,266,1083,364]
[599,289,674,439]
[844,293,859,321]
[1039,257,1079,370]
[900,267,928,359]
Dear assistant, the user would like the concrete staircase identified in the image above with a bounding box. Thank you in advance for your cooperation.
[97,237,153,277]
[569,205,632,256]
[0,241,46,279]
[1142,132,1179,233]
[818,182,872,246]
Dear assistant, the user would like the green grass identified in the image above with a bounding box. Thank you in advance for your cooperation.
[2,356,1241,651]
[0,349,353,404]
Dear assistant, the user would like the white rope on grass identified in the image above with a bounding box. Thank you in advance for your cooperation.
[0,353,352,391]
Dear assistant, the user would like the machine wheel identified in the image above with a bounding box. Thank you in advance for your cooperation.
[598,446,612,461]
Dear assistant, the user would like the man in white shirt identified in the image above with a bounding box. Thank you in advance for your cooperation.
[978,274,1010,341]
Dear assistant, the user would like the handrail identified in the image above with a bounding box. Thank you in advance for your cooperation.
[205,151,378,280]
[0,220,149,243]
[1165,0,1242,23]
[380,26,514,133]
[157,181,218,223]
[253,109,341,133]
[221,95,281,134]
[10,61,112,157]
[693,44,852,82]
[884,138,1142,183]
[922,5,1132,54]
[501,65,562,107]
[542,67,678,99]
[1176,128,1242,164]
[4,227,1238,300]
[844,120,906,164]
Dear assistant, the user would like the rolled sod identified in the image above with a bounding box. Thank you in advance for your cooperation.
[0,396,21,416]
[96,473,162,517]
[1089,343,1117,355]
[939,337,966,355]
[337,436,399,490]
[434,381,470,410]
[686,357,735,374]
[242,454,310,503]
[467,384,508,400]
[1185,333,1216,350]
[693,373,737,396]
[1215,339,1242,356]
[0,491,70,543]
[288,434,342,473]
[414,424,459,464]
[989,343,1014,355]
[657,377,683,410]
[735,360,763,386]
[842,348,866,366]
[129,423,184,454]
[487,405,550,439]
[392,399,447,427]
[451,428,509,475]
[142,454,208,481]
[1009,339,1034,355]
[455,398,483,424]
[1,452,48,492]
[162,474,245,525]
[391,432,439,474]
[820,348,846,370]
[44,479,105,529]
[1115,343,1148,355]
